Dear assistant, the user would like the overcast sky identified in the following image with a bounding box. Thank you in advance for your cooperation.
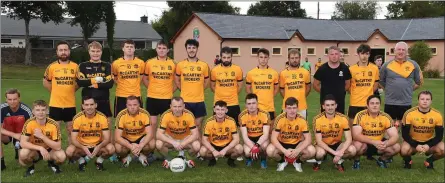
[114,1,391,22]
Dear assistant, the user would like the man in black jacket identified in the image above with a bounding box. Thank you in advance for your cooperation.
[76,41,114,125]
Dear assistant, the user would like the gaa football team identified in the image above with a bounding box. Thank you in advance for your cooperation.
[1,38,443,177]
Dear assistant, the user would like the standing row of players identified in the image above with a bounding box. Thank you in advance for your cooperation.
[1,39,442,175]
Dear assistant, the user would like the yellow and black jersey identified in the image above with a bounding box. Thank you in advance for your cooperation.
[203,116,238,147]
[116,108,150,142]
[238,109,270,138]
[246,66,279,112]
[111,57,145,97]
[403,107,443,142]
[210,64,243,106]
[76,61,114,100]
[21,117,60,149]
[279,68,311,110]
[144,57,176,99]
[72,111,109,146]
[273,113,309,145]
[159,109,196,140]
[43,61,79,108]
[353,110,393,141]
[349,63,379,107]
[175,59,210,103]
[313,112,349,145]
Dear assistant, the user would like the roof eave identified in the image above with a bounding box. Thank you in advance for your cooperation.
[170,12,222,44]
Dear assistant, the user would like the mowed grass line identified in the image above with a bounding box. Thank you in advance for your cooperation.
[0,65,444,182]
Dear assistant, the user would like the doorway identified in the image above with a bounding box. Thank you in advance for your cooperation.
[369,48,386,64]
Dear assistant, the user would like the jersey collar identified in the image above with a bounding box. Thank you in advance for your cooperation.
[417,107,431,114]
[257,66,269,69]
[187,58,199,62]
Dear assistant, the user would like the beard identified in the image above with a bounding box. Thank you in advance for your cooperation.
[58,55,69,61]
[290,62,299,67]
[222,61,231,66]
[187,52,196,58]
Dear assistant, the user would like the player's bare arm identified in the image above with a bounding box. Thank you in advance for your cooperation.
[220,132,240,156]
[180,128,199,147]
[313,79,321,93]
[352,125,379,147]
[32,128,61,150]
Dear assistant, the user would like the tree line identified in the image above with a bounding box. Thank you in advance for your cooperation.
[2,1,444,65]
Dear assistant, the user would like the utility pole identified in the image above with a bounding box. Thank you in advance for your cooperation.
[317,1,320,19]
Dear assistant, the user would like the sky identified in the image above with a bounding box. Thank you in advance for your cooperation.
[114,1,392,22]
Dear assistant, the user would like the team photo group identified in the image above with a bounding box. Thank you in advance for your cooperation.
[1,37,443,177]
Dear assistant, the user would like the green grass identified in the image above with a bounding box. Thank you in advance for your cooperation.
[1,65,444,182]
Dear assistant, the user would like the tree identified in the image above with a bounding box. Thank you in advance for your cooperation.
[151,1,239,47]
[409,41,433,71]
[103,2,116,61]
[1,1,64,65]
[65,2,108,49]
[332,1,380,19]
[386,1,445,19]
[247,1,306,18]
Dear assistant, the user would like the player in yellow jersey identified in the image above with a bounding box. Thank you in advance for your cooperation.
[401,91,444,169]
[43,41,78,143]
[210,46,243,125]
[239,93,271,169]
[267,97,315,172]
[279,49,311,119]
[143,41,176,133]
[111,39,145,117]
[175,39,210,128]
[352,95,400,169]
[19,100,65,177]
[348,44,380,127]
[312,94,356,172]
[156,97,200,169]
[65,96,115,172]
[115,96,155,167]
[200,101,243,167]
[315,58,322,72]
[246,48,279,120]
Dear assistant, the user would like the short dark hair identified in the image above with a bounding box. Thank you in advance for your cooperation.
[156,40,168,47]
[367,95,381,105]
[171,96,184,103]
[5,88,20,98]
[185,39,199,48]
[33,100,48,108]
[56,41,70,50]
[221,46,232,56]
[418,90,433,100]
[323,94,336,104]
[127,95,139,103]
[284,97,298,107]
[357,44,371,54]
[374,55,383,61]
[214,100,227,108]
[121,39,135,47]
[82,95,95,104]
[245,93,258,101]
[257,48,269,56]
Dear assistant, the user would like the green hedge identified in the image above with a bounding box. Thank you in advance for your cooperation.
[423,69,441,78]
[70,48,157,63]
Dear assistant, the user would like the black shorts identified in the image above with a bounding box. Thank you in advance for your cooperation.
[88,147,95,154]
[38,148,53,158]
[213,105,241,126]
[269,111,276,121]
[248,136,260,143]
[384,104,411,120]
[185,102,207,118]
[280,141,300,149]
[124,135,146,144]
[211,144,228,152]
[49,107,76,122]
[96,100,112,117]
[114,96,143,118]
[146,97,171,116]
[366,138,386,156]
[326,142,341,157]
[348,106,367,119]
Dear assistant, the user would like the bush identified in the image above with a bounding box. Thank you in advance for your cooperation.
[408,41,433,71]
[423,69,441,78]
[69,48,156,63]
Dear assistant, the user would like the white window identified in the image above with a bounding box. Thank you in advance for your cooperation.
[307,47,316,55]
[230,46,240,56]
[251,47,261,55]
[272,47,282,55]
